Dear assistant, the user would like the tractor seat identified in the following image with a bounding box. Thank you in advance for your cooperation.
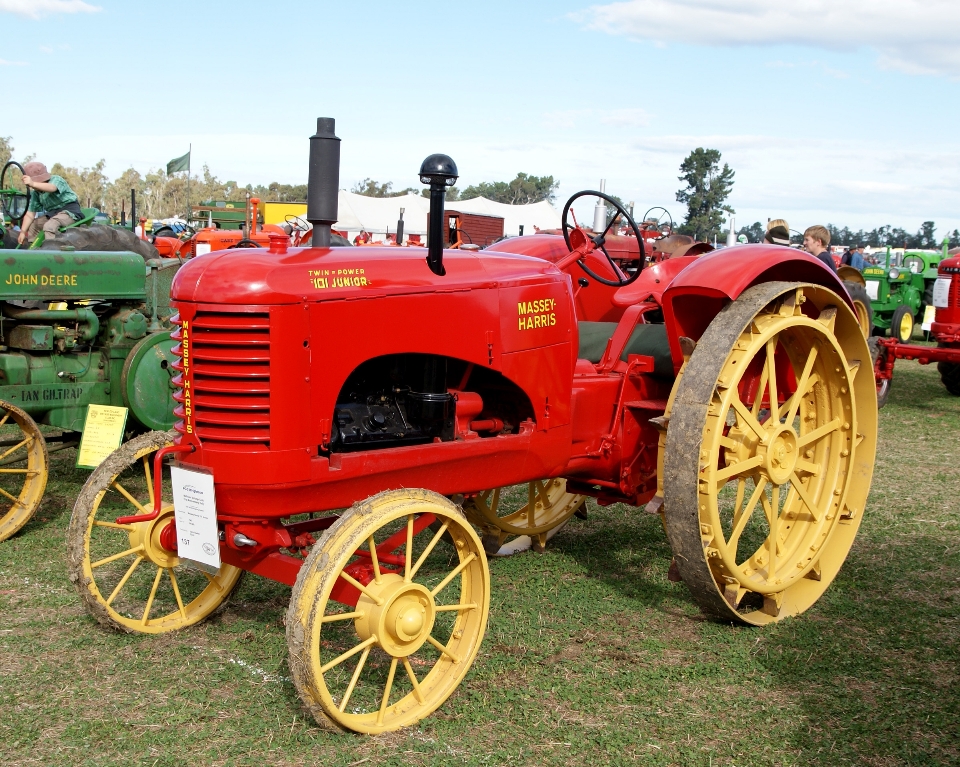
[577,321,674,378]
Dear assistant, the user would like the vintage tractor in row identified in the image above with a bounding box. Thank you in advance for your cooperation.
[862,241,948,342]
[873,253,960,405]
[67,119,876,734]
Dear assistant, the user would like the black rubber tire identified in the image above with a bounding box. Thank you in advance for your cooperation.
[890,305,915,343]
[843,281,873,337]
[939,359,960,396]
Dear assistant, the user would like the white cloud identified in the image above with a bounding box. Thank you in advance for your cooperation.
[0,0,101,19]
[0,58,27,66]
[601,108,651,128]
[574,0,960,78]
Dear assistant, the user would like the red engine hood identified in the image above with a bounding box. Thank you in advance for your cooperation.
[171,245,565,304]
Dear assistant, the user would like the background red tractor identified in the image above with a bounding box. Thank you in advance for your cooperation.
[67,118,877,734]
[872,254,960,405]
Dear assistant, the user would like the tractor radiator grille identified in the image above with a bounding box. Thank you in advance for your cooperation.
[186,311,271,447]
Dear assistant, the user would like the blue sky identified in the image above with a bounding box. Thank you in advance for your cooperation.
[3,0,958,236]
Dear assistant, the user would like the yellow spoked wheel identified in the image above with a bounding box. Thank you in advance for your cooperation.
[287,489,490,734]
[663,282,877,625]
[66,430,243,634]
[891,305,914,343]
[462,479,585,554]
[0,401,48,543]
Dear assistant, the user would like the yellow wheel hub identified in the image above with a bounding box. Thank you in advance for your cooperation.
[128,507,180,569]
[354,575,436,657]
[662,283,877,625]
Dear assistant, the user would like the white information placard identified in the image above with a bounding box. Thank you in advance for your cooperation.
[171,464,221,572]
[932,277,951,308]
[865,280,880,300]
[921,304,937,331]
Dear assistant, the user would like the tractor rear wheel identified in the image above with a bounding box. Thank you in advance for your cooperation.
[461,479,585,555]
[939,359,960,396]
[662,282,876,625]
[66,430,243,634]
[287,489,489,733]
[890,305,914,343]
[0,401,48,542]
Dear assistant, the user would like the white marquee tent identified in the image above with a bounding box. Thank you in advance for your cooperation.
[329,191,562,242]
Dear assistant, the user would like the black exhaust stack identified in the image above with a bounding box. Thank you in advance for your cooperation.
[308,118,341,248]
[420,154,458,276]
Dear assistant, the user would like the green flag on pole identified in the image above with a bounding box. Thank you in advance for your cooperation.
[166,151,190,175]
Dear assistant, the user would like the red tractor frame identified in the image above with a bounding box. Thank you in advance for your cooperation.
[872,254,960,404]
[67,120,877,734]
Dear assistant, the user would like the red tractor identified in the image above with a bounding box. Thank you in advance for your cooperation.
[873,254,960,405]
[67,119,877,734]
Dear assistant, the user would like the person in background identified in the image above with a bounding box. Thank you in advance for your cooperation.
[764,219,791,245]
[848,244,866,271]
[16,161,83,245]
[802,225,838,272]
[840,247,853,266]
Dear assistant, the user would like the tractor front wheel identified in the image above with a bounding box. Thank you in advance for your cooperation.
[462,479,585,554]
[890,305,914,343]
[662,282,877,625]
[66,430,243,634]
[286,489,489,734]
[0,401,48,542]
[939,359,960,396]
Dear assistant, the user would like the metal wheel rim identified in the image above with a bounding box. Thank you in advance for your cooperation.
[0,402,47,542]
[287,489,489,734]
[68,433,242,634]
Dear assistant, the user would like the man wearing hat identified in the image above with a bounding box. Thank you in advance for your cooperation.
[16,162,83,245]
[764,219,791,245]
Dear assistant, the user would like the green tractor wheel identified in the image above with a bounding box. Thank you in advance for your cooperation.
[890,305,914,343]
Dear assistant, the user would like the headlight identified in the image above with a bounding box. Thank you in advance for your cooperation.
[888,268,900,279]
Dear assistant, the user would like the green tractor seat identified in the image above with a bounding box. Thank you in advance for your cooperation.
[577,321,675,378]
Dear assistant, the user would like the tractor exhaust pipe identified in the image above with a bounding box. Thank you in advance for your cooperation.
[420,154,458,276]
[308,117,341,248]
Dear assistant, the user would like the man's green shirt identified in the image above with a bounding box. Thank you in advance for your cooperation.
[27,175,81,220]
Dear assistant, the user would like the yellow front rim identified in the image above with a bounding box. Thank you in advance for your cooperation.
[0,402,48,542]
[898,311,914,342]
[463,479,585,543]
[69,433,242,634]
[287,489,490,734]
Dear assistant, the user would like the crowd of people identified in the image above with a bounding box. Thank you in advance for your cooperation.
[762,219,875,273]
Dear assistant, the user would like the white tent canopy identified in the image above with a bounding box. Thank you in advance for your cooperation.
[330,191,561,242]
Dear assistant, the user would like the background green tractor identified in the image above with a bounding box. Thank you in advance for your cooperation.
[863,240,948,342]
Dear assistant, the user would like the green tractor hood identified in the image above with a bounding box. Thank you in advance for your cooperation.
[0,250,146,301]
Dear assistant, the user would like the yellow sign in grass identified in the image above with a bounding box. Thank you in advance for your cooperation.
[76,405,129,469]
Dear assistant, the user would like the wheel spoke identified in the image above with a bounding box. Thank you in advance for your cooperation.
[402,657,426,705]
[319,634,378,675]
[142,455,155,509]
[751,364,769,418]
[105,555,144,607]
[430,552,477,597]
[715,454,763,484]
[90,544,144,569]
[338,571,385,606]
[110,480,151,516]
[434,602,478,612]
[202,570,224,592]
[0,438,28,463]
[320,611,365,623]
[168,568,187,621]
[527,483,536,526]
[797,418,841,448]
[769,485,780,577]
[0,412,11,428]
[93,520,135,531]
[790,472,823,522]
[766,340,779,423]
[140,566,164,625]
[367,536,382,584]
[731,397,767,440]
[337,646,370,713]
[0,486,20,504]
[729,477,766,556]
[0,468,36,475]
[409,522,449,581]
[795,459,820,475]
[404,514,414,581]
[376,658,399,726]
[786,344,820,424]
[426,634,461,663]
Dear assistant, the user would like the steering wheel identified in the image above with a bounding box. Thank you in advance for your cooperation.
[641,206,673,235]
[561,190,645,287]
[229,238,261,249]
[1,161,28,225]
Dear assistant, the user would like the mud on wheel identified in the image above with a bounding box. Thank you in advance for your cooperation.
[0,400,48,542]
[286,489,490,734]
[67,430,243,634]
[663,282,877,625]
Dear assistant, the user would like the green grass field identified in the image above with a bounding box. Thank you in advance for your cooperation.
[1,359,957,767]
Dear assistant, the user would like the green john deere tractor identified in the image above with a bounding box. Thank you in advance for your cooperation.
[863,239,948,342]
